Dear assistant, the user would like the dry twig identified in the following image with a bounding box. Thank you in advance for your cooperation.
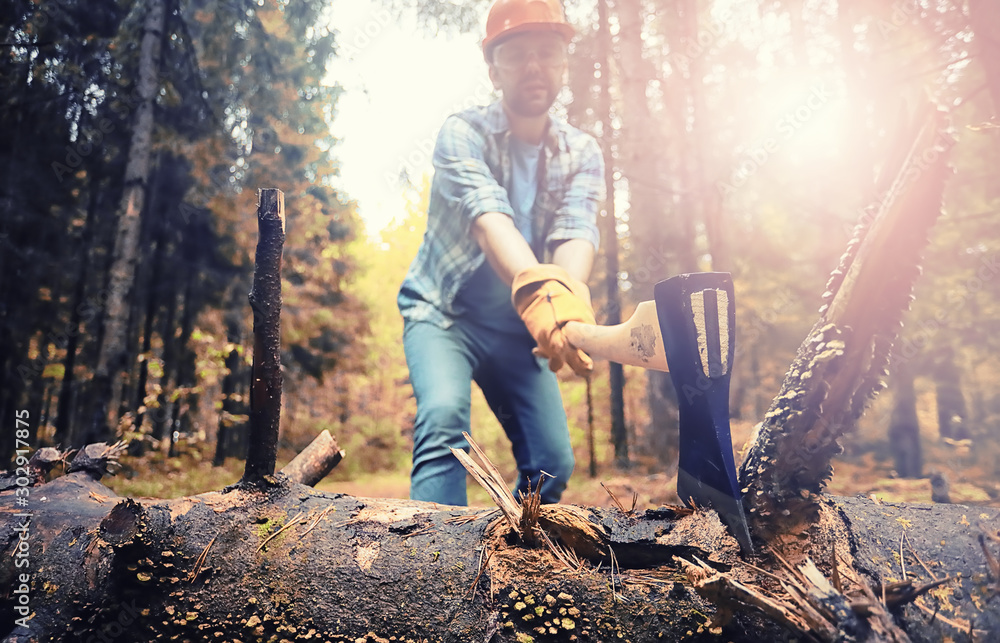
[402,525,435,539]
[601,481,637,516]
[451,433,521,534]
[903,532,938,581]
[912,599,986,637]
[445,510,496,525]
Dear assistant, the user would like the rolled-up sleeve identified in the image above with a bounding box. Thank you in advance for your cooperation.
[433,115,514,232]
[547,136,603,252]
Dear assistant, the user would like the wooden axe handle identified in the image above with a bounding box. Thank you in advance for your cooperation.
[563,301,669,372]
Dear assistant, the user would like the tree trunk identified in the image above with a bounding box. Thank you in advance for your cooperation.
[88,0,166,444]
[166,271,201,456]
[969,0,1000,118]
[739,106,952,539]
[616,0,688,470]
[132,188,166,436]
[596,0,628,468]
[682,0,726,272]
[3,469,998,643]
[934,347,969,441]
[150,271,179,444]
[241,189,285,485]
[888,362,922,478]
[53,172,103,448]
[214,283,247,467]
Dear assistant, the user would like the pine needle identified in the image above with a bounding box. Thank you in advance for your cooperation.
[187,533,217,582]
[256,511,304,552]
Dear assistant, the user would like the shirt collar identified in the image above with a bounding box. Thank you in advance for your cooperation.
[485,100,567,154]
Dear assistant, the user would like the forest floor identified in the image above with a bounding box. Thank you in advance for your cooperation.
[104,418,1000,512]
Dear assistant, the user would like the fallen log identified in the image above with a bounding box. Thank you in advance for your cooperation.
[1,469,998,642]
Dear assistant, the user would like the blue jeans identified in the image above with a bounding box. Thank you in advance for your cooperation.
[403,318,574,506]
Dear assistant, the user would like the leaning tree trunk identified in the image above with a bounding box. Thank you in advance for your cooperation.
[738,106,954,541]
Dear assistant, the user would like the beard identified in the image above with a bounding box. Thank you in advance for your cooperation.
[505,74,558,118]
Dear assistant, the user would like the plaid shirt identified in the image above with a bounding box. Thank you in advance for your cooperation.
[398,100,604,329]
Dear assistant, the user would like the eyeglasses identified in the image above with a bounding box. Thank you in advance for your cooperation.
[494,44,567,71]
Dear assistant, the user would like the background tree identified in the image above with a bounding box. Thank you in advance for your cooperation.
[0,0,364,469]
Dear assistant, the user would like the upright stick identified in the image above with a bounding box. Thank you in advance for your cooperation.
[241,188,285,485]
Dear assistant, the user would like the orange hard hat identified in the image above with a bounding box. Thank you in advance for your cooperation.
[482,0,575,58]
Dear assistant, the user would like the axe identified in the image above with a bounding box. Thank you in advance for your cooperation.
[565,272,754,554]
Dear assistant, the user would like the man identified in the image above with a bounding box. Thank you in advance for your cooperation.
[398,0,604,506]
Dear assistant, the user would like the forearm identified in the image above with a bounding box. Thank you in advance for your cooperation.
[471,212,538,285]
[471,213,596,286]
[551,238,595,283]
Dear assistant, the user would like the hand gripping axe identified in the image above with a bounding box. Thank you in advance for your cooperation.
[565,272,754,554]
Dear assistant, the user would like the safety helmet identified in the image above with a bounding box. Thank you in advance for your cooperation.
[482,0,575,60]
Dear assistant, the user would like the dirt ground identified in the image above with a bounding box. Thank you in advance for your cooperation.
[106,414,1000,514]
[321,418,1000,512]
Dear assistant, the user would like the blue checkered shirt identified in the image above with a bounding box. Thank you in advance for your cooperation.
[398,100,604,329]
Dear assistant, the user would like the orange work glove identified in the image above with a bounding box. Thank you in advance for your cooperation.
[511,264,595,376]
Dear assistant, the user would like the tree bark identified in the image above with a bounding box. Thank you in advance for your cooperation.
[88,0,166,444]
[279,430,344,487]
[241,188,285,486]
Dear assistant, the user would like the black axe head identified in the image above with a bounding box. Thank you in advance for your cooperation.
[654,272,753,555]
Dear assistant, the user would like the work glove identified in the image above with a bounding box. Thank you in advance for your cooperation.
[511,264,595,377]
